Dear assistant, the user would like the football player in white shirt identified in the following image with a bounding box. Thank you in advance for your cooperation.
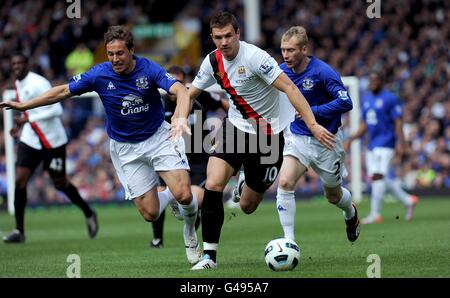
[172,11,336,270]
[2,53,98,243]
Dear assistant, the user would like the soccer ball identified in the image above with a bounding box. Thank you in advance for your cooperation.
[264,238,300,271]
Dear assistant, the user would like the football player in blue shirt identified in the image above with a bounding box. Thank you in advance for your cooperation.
[346,71,419,224]
[276,26,360,242]
[0,26,202,264]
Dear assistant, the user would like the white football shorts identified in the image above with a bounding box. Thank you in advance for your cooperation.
[366,147,395,177]
[110,121,190,200]
[283,128,347,187]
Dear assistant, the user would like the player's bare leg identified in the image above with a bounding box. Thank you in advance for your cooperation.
[133,187,163,222]
[238,185,264,214]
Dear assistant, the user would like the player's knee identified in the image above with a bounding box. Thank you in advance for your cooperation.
[240,203,257,214]
[325,189,341,204]
[53,180,68,190]
[205,180,226,192]
[171,184,192,205]
[51,176,70,190]
[326,193,340,204]
[278,176,296,190]
[141,210,159,222]
[372,174,384,181]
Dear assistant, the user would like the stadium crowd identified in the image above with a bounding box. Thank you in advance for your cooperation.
[0,0,449,204]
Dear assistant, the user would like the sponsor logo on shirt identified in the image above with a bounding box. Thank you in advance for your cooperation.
[235,77,255,84]
[121,94,149,115]
[136,76,149,90]
[302,78,314,91]
[366,109,378,125]
[196,70,203,80]
[375,98,383,108]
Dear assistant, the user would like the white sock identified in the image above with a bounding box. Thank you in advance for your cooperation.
[370,179,386,217]
[158,188,175,216]
[386,178,412,207]
[276,187,296,240]
[336,187,355,220]
[203,242,218,251]
[179,191,199,241]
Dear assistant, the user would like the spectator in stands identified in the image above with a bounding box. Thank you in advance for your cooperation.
[65,43,94,77]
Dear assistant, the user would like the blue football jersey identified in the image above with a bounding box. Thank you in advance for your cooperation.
[281,56,353,136]
[69,56,177,142]
[361,89,402,150]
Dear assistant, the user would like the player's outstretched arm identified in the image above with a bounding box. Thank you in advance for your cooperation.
[0,84,72,111]
[169,81,195,139]
[273,73,336,150]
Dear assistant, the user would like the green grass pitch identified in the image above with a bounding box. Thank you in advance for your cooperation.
[0,197,449,278]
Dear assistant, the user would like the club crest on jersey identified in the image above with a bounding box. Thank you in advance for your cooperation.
[136,76,149,89]
[302,78,314,91]
[237,66,246,77]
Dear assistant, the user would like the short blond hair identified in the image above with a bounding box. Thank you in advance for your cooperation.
[281,26,308,48]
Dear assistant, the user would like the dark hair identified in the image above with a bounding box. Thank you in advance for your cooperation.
[104,25,134,50]
[11,52,29,64]
[210,11,239,33]
[167,65,185,77]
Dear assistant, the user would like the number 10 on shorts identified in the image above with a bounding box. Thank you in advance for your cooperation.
[263,166,278,183]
